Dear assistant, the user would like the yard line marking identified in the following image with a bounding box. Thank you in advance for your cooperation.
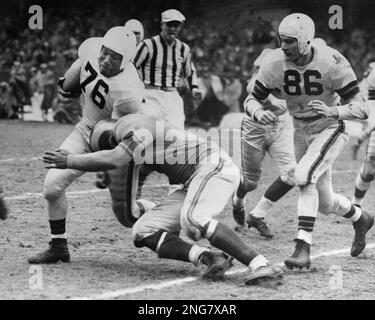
[0,157,39,164]
[4,184,174,201]
[70,242,375,300]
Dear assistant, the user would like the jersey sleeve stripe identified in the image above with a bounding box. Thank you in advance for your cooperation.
[336,80,359,100]
[252,80,272,100]
[368,89,375,100]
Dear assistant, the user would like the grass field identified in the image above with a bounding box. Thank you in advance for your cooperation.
[0,119,374,300]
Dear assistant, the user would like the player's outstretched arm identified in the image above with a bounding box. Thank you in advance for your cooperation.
[42,146,131,172]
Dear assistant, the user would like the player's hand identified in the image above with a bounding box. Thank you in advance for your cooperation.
[192,88,203,101]
[254,109,278,125]
[42,149,71,169]
[57,77,81,99]
[308,100,339,119]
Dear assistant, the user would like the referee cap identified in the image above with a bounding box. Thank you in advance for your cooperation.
[161,9,185,23]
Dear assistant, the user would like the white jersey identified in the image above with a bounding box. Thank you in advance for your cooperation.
[253,45,359,118]
[78,38,144,129]
[367,68,375,101]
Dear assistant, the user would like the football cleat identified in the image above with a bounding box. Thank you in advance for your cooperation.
[351,210,374,257]
[199,251,234,281]
[284,239,311,270]
[246,214,274,239]
[244,265,284,286]
[28,239,70,264]
[232,204,245,226]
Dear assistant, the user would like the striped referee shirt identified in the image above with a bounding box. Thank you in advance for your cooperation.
[133,34,198,90]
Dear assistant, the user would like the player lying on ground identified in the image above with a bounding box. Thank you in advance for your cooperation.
[244,13,374,269]
[42,114,284,284]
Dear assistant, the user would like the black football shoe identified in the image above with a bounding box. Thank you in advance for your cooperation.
[351,210,374,257]
[284,239,311,270]
[199,251,234,281]
[246,214,274,239]
[28,239,70,264]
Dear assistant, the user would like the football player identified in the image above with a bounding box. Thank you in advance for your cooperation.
[28,26,145,264]
[232,48,296,239]
[352,66,375,207]
[244,13,374,269]
[42,114,284,284]
[350,61,375,160]
[0,186,8,220]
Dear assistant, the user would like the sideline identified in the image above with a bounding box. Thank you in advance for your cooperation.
[71,243,375,300]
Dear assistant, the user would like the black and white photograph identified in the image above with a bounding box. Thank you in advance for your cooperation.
[1,0,375,304]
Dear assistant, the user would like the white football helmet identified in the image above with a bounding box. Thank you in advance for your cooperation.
[124,19,144,43]
[90,120,117,152]
[278,13,315,55]
[102,26,137,69]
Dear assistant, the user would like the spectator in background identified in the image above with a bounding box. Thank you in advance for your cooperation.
[222,73,243,113]
[40,62,56,122]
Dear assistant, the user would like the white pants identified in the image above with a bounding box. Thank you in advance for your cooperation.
[142,89,185,129]
[132,153,240,242]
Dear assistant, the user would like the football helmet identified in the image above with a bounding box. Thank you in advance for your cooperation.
[279,13,315,55]
[124,19,144,43]
[90,119,117,152]
[102,26,137,69]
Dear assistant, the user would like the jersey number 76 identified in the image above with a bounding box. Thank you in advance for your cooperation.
[80,61,109,109]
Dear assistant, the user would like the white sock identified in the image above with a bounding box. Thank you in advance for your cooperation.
[249,254,268,271]
[189,245,209,266]
[51,233,67,239]
[233,194,244,208]
[350,206,362,223]
[251,196,274,218]
[297,230,312,245]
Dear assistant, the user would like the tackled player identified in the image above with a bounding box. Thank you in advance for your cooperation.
[42,114,284,284]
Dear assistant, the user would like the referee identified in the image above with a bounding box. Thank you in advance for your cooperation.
[134,9,202,129]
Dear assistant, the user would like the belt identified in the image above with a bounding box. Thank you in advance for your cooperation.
[294,115,324,122]
[145,84,177,92]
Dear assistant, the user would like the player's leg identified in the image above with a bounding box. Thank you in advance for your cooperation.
[28,126,89,264]
[162,91,185,129]
[0,185,8,220]
[181,155,283,284]
[131,190,231,280]
[352,130,375,207]
[317,168,374,257]
[248,114,296,238]
[351,122,370,160]
[233,117,266,226]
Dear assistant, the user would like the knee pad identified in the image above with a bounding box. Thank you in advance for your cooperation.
[240,175,258,193]
[360,167,375,183]
[180,214,205,242]
[280,167,296,186]
[43,182,65,201]
[295,168,309,187]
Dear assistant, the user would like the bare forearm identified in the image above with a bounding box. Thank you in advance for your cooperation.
[67,153,118,171]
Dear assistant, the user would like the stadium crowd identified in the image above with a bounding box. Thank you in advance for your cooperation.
[1,2,375,125]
